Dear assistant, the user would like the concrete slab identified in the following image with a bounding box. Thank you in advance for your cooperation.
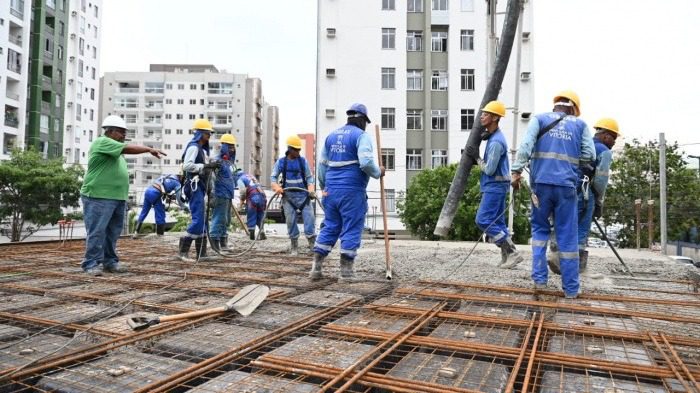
[328,311,414,333]
[181,279,239,289]
[553,311,640,332]
[285,290,362,307]
[387,352,509,393]
[187,370,318,392]
[25,303,112,324]
[229,271,278,281]
[168,295,231,310]
[457,301,530,320]
[11,278,82,289]
[233,303,317,330]
[539,370,667,393]
[52,283,126,297]
[0,334,88,369]
[370,296,441,310]
[101,289,188,305]
[325,281,391,296]
[547,335,653,365]
[82,311,162,337]
[0,324,29,342]
[0,293,59,312]
[263,336,375,369]
[35,351,193,393]
[430,321,521,347]
[152,322,269,360]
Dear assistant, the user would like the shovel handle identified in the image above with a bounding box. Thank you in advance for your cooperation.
[157,306,227,323]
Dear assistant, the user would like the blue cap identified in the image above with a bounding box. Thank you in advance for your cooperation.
[346,103,371,123]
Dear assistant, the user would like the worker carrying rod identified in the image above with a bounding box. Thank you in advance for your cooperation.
[475,100,523,269]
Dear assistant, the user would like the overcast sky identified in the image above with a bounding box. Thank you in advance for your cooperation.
[101,0,700,159]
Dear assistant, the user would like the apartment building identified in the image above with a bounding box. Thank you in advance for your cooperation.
[298,133,316,175]
[316,0,534,215]
[62,0,102,166]
[260,103,280,188]
[1,0,32,159]
[100,64,279,202]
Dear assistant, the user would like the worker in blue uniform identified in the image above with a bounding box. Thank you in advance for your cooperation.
[133,174,182,238]
[311,103,385,280]
[270,134,316,255]
[237,170,268,240]
[474,101,523,269]
[209,133,238,254]
[511,91,595,299]
[548,118,619,274]
[178,119,221,261]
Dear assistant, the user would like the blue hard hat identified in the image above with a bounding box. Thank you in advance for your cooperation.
[346,103,371,123]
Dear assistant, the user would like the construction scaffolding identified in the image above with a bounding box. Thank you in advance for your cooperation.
[0,238,699,392]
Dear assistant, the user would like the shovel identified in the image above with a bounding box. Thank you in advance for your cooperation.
[126,284,269,331]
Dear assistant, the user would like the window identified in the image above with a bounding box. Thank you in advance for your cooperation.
[80,0,86,12]
[382,28,395,49]
[93,26,97,38]
[431,110,448,131]
[163,159,170,165]
[164,144,171,149]
[407,0,423,12]
[165,114,172,120]
[59,21,64,36]
[189,114,196,120]
[89,130,94,142]
[177,83,184,90]
[77,82,83,99]
[381,148,395,170]
[90,88,94,100]
[176,129,183,135]
[176,114,183,120]
[432,0,448,10]
[431,149,448,168]
[460,69,475,91]
[94,5,98,17]
[92,46,96,59]
[91,67,95,79]
[76,104,82,121]
[189,99,196,105]
[407,149,423,170]
[382,0,395,10]
[381,68,395,89]
[166,83,172,90]
[431,71,448,91]
[78,60,84,77]
[460,29,474,50]
[461,0,474,11]
[164,129,171,135]
[461,109,475,130]
[385,189,396,212]
[177,99,184,105]
[407,110,423,130]
[406,30,423,51]
[175,144,183,149]
[89,109,94,120]
[57,45,63,60]
[407,69,423,91]
[80,16,85,34]
[190,83,197,90]
[381,108,395,130]
[79,38,84,55]
[431,32,447,52]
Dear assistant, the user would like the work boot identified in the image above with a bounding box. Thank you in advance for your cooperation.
[104,263,128,273]
[132,221,143,239]
[339,255,355,280]
[84,266,103,276]
[498,238,524,269]
[500,245,508,265]
[178,236,194,261]
[310,252,325,280]
[220,236,232,252]
[579,249,589,272]
[194,237,208,260]
[156,224,165,236]
[258,228,267,240]
[249,229,256,241]
[307,235,316,249]
[290,238,299,256]
[210,237,222,254]
[548,253,562,275]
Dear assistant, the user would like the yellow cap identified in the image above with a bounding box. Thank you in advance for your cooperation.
[192,118,213,132]
[286,134,302,150]
[481,100,506,117]
[553,90,581,117]
[220,134,237,144]
[594,118,620,136]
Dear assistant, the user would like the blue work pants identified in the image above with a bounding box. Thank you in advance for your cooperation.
[577,188,595,248]
[246,193,267,230]
[136,187,165,225]
[186,187,206,238]
[475,190,509,244]
[283,191,315,239]
[81,196,126,271]
[209,197,231,239]
[314,190,367,261]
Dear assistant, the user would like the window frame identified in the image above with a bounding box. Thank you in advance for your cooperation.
[431,31,448,52]
[460,68,475,91]
[382,28,396,49]
[406,148,423,170]
[460,29,474,51]
[381,67,396,89]
[431,70,448,91]
[381,107,396,130]
[406,69,423,91]
[406,30,423,51]
[381,148,396,170]
[460,108,476,131]
[407,109,423,130]
[431,109,448,131]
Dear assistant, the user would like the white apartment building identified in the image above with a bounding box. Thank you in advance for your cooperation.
[100,64,279,202]
[0,0,32,159]
[62,0,102,166]
[316,0,534,215]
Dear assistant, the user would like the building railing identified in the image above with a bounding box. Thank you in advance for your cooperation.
[118,87,139,93]
[46,0,55,10]
[207,89,232,95]
[44,50,54,60]
[6,91,20,101]
[8,35,22,46]
[41,101,51,112]
[144,88,164,94]
[4,117,19,128]
[45,25,54,36]
[7,62,21,73]
[10,7,23,19]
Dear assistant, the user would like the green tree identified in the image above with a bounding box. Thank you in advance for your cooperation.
[603,139,700,247]
[397,164,531,243]
[0,149,83,242]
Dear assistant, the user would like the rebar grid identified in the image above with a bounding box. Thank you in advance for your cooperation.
[0,239,698,392]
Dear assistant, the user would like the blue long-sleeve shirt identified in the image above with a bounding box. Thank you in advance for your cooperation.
[512,116,595,173]
[593,146,613,203]
[482,141,505,176]
[269,156,314,187]
[318,132,380,190]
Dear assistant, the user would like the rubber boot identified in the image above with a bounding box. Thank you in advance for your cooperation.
[307,235,316,249]
[290,238,299,256]
[156,224,165,236]
[220,236,232,253]
[499,238,524,269]
[579,249,589,272]
[210,237,222,254]
[249,229,256,241]
[178,236,193,261]
[500,246,508,265]
[339,254,355,280]
[132,221,143,239]
[547,232,561,274]
[194,238,208,260]
[310,252,325,280]
[258,226,267,240]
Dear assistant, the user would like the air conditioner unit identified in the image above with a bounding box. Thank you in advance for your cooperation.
[68,79,74,84]
[71,10,77,16]
[522,32,531,41]
[521,112,532,121]
[69,56,75,62]
[325,109,335,118]
[520,72,531,81]
[326,68,336,78]
[70,33,76,39]
[326,28,336,38]
[67,101,73,107]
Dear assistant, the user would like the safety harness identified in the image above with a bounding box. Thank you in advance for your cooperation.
[281,157,310,213]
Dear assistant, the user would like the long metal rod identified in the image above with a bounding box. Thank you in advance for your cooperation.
[521,312,544,393]
[648,332,694,392]
[504,312,536,393]
[593,217,634,275]
[660,332,700,391]
[375,124,392,280]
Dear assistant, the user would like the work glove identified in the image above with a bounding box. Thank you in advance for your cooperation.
[203,161,222,170]
[476,158,486,170]
[580,161,595,180]
[593,203,602,219]
[511,172,522,191]
[308,191,317,200]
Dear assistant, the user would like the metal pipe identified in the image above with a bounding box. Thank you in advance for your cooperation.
[521,313,544,393]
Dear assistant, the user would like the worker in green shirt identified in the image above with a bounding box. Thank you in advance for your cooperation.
[80,115,166,275]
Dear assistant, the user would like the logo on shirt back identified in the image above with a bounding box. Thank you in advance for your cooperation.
[549,118,573,141]
[330,134,346,154]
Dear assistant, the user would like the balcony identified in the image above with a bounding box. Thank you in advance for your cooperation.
[144,102,164,111]
[207,89,232,95]
[8,62,21,74]
[143,117,162,127]
[9,35,22,46]
[43,50,54,61]
[41,75,52,88]
[41,101,51,113]
[118,87,140,94]
[46,0,55,9]
[4,116,19,128]
[10,6,23,19]
[45,25,54,37]
[144,88,164,94]
[5,91,20,101]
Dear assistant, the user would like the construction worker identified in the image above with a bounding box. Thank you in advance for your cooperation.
[236,170,268,240]
[311,103,385,280]
[270,134,316,255]
[209,134,237,253]
[133,174,182,238]
[548,118,620,274]
[81,115,166,275]
[475,101,523,269]
[178,119,221,261]
[511,91,595,299]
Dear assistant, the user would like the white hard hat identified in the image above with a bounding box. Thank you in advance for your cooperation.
[101,115,127,130]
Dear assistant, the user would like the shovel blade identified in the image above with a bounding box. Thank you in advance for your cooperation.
[127,316,154,331]
[226,284,269,316]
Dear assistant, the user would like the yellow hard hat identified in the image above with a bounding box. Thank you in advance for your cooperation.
[220,134,237,144]
[192,118,213,132]
[594,118,620,136]
[286,134,302,150]
[481,101,506,117]
[553,90,581,117]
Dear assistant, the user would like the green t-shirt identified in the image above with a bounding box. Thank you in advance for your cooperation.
[80,136,129,200]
